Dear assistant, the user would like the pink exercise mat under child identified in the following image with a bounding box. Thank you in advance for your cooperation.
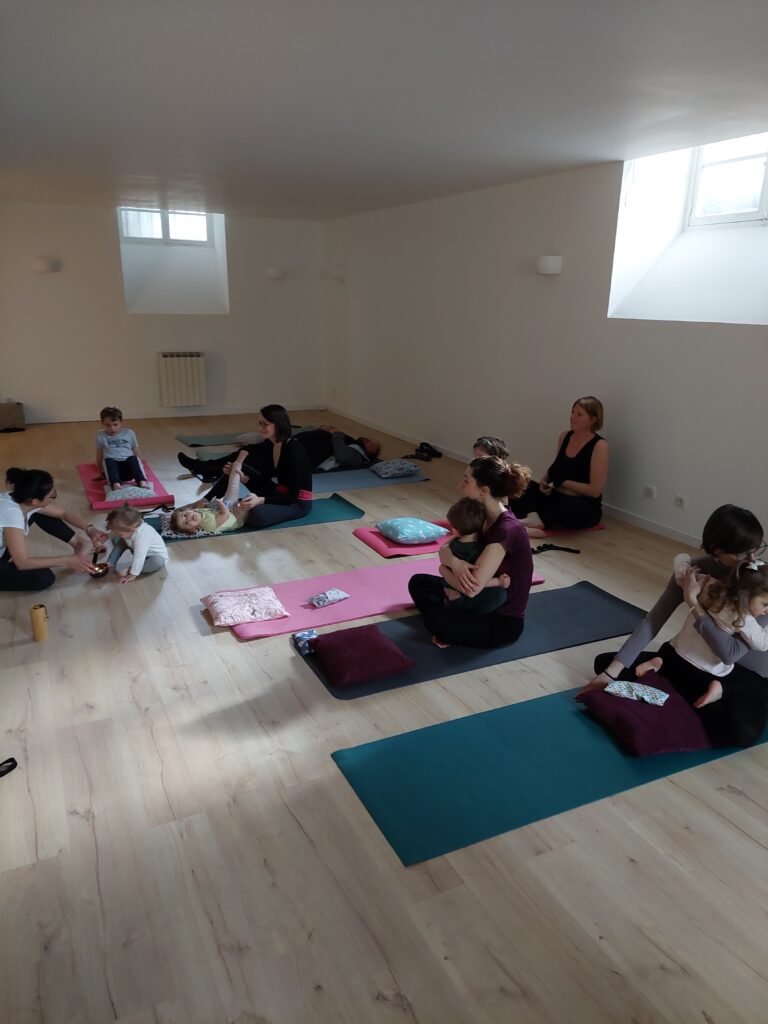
[353,520,454,558]
[226,557,544,641]
[77,463,174,510]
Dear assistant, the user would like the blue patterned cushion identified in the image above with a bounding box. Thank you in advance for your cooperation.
[377,517,450,545]
[369,459,421,479]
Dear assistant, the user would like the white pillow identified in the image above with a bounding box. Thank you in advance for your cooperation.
[202,586,289,626]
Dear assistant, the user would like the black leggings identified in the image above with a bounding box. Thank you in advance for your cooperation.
[0,551,55,591]
[510,481,602,530]
[408,573,524,649]
[31,514,75,546]
[594,645,768,748]
[204,473,312,529]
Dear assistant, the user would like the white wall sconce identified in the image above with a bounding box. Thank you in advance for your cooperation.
[265,266,284,281]
[32,257,62,273]
[536,255,563,276]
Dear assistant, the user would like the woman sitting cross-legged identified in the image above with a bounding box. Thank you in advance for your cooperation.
[202,404,313,529]
[0,468,99,591]
[408,456,534,649]
[510,396,608,538]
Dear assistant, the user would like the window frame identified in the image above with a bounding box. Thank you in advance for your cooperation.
[687,144,768,228]
[118,207,214,246]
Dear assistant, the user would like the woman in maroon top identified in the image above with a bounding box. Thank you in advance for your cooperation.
[408,457,534,648]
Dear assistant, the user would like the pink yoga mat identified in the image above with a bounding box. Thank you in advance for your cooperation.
[228,557,544,641]
[77,463,174,511]
[353,520,453,558]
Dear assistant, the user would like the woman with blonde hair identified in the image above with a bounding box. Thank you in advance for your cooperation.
[510,396,608,537]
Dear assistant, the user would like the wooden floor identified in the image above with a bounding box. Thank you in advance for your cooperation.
[1,413,767,1024]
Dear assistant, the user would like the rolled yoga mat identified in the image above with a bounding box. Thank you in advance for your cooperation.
[332,687,762,865]
[302,581,644,699]
[146,493,364,543]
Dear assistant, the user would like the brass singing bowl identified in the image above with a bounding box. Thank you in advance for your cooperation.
[91,563,110,578]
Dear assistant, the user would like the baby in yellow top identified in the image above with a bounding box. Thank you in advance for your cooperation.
[170,450,251,535]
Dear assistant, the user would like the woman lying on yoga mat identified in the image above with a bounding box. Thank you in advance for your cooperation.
[0,468,101,591]
[509,396,608,538]
[178,425,381,481]
[408,456,533,649]
[577,504,768,748]
[202,405,313,529]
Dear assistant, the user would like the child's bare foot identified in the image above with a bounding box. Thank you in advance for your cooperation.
[636,656,663,679]
[432,635,450,649]
[694,679,723,708]
[111,482,123,491]
[139,480,151,489]
[499,572,511,589]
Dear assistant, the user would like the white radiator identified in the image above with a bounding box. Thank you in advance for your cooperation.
[157,352,207,407]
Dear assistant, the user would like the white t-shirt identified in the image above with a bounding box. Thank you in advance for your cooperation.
[0,492,29,559]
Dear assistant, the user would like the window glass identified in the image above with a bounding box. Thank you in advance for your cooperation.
[168,211,208,242]
[120,208,163,239]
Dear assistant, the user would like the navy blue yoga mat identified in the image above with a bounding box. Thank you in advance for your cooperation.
[303,581,646,699]
[332,692,763,864]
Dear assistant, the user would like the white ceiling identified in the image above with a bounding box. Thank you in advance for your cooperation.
[3,0,768,220]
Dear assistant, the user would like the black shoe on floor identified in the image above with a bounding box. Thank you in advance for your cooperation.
[177,451,201,475]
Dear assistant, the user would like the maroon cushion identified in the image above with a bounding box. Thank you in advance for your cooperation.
[582,672,712,755]
[310,623,415,688]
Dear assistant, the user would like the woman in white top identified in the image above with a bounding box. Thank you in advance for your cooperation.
[0,469,97,591]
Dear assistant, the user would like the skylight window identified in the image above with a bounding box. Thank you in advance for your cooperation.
[689,132,768,226]
[118,207,211,244]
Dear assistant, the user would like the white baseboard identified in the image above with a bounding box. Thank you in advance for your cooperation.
[601,504,699,547]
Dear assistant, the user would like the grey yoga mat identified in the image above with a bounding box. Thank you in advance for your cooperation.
[301,581,646,699]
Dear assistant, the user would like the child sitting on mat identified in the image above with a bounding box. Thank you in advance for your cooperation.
[105,505,169,583]
[440,497,510,612]
[170,450,252,535]
[96,406,150,491]
[635,554,768,708]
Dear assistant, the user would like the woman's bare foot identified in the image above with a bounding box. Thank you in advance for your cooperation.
[432,635,450,649]
[525,526,547,539]
[636,656,663,679]
[498,573,511,589]
[694,679,723,708]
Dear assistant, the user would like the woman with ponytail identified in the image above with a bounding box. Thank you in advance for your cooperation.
[408,457,534,648]
[0,469,97,591]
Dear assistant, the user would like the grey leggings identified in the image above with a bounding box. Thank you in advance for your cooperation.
[107,539,165,575]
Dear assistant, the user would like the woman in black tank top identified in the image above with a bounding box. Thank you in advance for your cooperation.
[509,396,609,537]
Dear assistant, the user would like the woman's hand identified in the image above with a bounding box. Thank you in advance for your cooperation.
[69,554,99,574]
[574,672,613,701]
[236,494,265,510]
[452,560,481,596]
[680,565,704,607]
[538,477,553,494]
[85,525,109,550]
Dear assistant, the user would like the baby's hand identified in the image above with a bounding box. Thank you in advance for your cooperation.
[499,573,511,589]
[116,573,137,585]
[214,498,227,511]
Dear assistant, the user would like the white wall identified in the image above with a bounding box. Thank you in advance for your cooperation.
[0,200,327,422]
[326,164,768,541]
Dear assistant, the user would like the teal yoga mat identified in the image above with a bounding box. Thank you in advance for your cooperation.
[303,582,646,699]
[333,692,763,864]
[145,493,364,542]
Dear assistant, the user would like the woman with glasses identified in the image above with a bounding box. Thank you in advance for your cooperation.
[201,404,313,529]
[0,468,99,591]
[577,504,768,747]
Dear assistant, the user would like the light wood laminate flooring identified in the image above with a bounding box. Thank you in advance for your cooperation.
[1,413,766,1024]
